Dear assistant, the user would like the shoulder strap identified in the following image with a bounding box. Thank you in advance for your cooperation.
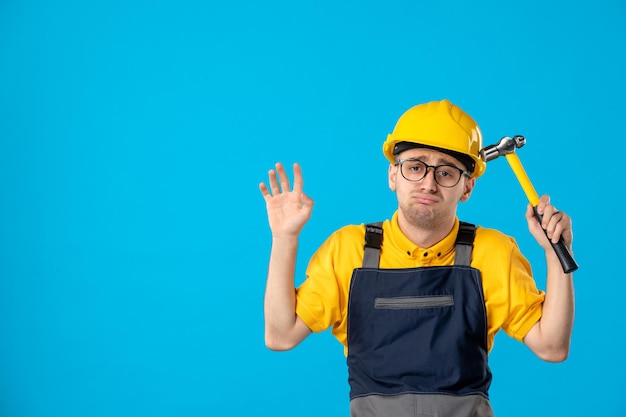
[362,221,476,268]
[454,221,476,266]
[362,222,383,268]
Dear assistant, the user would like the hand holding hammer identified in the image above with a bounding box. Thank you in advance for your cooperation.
[480,136,578,273]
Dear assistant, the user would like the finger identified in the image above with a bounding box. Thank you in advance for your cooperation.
[275,162,291,193]
[544,211,561,242]
[525,202,534,217]
[268,168,280,195]
[261,177,277,200]
[292,162,304,194]
[541,206,559,229]
[548,211,570,243]
[259,182,271,199]
[535,194,551,215]
[301,192,314,208]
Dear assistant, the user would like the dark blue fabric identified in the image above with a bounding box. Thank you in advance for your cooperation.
[347,265,491,399]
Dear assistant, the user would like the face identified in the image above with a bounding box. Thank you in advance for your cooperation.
[388,147,475,230]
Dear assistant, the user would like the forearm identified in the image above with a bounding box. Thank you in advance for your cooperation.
[526,251,575,361]
[264,235,308,350]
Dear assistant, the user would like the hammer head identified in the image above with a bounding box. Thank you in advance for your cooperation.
[480,135,526,162]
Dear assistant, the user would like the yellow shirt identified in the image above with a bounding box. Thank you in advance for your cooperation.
[295,211,545,356]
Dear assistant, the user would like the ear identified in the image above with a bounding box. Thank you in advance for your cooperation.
[460,176,476,202]
[388,164,397,191]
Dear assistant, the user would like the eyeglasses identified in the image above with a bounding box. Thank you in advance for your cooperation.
[395,158,471,188]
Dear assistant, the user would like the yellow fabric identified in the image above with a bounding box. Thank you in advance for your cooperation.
[295,211,545,356]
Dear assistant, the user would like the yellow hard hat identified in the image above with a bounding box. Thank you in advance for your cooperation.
[382,99,486,178]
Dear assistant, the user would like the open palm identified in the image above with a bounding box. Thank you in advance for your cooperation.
[259,162,314,237]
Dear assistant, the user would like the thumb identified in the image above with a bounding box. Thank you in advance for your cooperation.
[301,193,314,208]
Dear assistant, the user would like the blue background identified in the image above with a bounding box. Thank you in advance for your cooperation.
[1,1,624,416]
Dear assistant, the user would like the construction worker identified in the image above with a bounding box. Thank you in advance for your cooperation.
[259,99,575,417]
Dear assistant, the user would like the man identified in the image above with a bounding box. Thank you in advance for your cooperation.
[258,99,575,417]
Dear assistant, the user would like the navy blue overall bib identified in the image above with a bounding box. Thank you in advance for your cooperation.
[347,222,494,417]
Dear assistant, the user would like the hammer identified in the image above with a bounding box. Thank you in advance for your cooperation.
[480,136,578,273]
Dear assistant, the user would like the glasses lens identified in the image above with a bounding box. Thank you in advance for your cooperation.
[434,165,462,187]
[401,160,427,182]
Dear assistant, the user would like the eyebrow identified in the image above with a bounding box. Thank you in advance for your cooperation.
[404,156,463,169]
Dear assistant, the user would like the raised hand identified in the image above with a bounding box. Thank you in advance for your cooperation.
[259,162,314,238]
[525,194,573,250]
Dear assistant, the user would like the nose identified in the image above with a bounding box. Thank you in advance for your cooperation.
[419,167,438,190]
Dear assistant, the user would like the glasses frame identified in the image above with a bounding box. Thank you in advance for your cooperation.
[394,158,471,188]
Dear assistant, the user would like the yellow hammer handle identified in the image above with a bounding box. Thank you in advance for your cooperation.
[504,153,540,206]
[503,151,579,273]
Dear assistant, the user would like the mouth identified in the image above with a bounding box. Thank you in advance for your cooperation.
[411,194,439,205]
